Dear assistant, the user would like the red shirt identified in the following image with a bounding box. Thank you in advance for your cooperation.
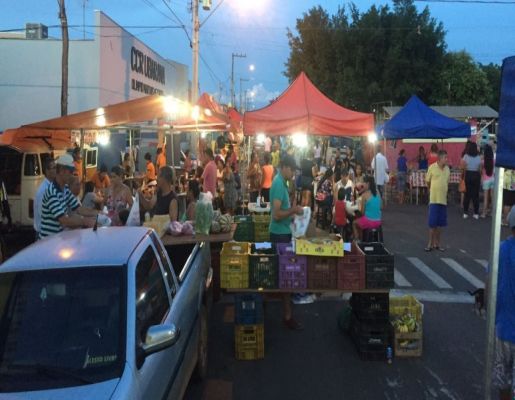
[334,200,347,226]
[428,153,439,166]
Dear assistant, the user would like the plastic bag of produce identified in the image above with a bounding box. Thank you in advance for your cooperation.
[181,221,194,235]
[169,221,183,236]
[292,206,311,238]
[126,194,141,226]
[195,192,214,235]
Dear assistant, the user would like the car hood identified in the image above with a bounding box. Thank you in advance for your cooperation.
[0,378,120,400]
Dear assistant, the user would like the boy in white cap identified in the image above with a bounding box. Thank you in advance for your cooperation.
[39,154,97,238]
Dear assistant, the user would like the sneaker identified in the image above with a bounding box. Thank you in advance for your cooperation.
[291,293,315,304]
[463,214,469,219]
[473,214,479,220]
[480,214,486,219]
[283,318,304,331]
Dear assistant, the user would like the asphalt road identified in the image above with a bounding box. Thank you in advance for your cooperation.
[185,202,511,400]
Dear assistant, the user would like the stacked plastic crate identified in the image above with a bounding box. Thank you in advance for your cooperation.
[358,242,395,289]
[234,294,265,360]
[220,242,250,289]
[249,243,278,289]
[349,292,391,361]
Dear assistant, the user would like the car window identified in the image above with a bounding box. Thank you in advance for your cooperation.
[150,233,177,297]
[0,267,125,392]
[135,246,170,347]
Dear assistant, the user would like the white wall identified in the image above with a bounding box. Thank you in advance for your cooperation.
[0,39,100,130]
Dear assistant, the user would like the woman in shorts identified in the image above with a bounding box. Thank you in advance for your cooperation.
[353,176,382,240]
[481,144,495,217]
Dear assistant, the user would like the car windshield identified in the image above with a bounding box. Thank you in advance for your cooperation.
[0,266,126,392]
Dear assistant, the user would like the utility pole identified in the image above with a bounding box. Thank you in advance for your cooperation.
[191,0,199,104]
[82,0,87,40]
[57,0,69,116]
[239,77,249,112]
[231,53,246,107]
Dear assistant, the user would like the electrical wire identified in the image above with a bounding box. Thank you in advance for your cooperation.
[415,0,515,3]
[161,0,192,45]
[0,24,183,33]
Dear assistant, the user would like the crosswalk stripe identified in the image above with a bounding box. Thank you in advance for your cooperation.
[394,268,412,287]
[407,257,453,289]
[441,258,484,289]
[475,259,488,268]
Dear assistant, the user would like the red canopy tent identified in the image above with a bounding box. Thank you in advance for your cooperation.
[243,72,374,137]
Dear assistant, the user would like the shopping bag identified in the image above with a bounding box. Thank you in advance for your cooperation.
[126,195,141,226]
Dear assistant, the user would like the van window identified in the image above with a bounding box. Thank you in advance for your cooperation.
[40,153,53,175]
[24,154,41,176]
[0,147,22,195]
[86,149,97,167]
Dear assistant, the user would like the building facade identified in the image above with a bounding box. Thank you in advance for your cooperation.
[0,10,189,131]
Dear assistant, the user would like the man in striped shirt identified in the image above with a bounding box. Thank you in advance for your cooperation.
[40,154,97,239]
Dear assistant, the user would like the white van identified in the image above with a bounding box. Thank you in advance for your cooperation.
[0,144,98,227]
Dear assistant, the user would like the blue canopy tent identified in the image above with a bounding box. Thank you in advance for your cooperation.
[484,56,515,400]
[382,95,471,139]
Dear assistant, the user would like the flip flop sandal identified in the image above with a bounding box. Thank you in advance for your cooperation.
[424,246,432,252]
[434,247,445,252]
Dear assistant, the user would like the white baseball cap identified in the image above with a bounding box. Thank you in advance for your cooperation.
[56,154,75,170]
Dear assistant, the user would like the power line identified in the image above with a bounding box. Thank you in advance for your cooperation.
[199,51,223,86]
[0,24,182,33]
[139,0,178,21]
[161,0,192,45]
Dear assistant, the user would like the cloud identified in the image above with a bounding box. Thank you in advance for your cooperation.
[248,83,281,108]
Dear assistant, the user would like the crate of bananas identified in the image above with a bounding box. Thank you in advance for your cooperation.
[391,313,423,357]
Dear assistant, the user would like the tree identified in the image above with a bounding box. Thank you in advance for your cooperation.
[436,51,491,106]
[480,63,501,110]
[58,0,69,116]
[284,0,447,111]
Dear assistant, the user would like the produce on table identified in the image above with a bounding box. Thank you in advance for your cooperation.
[195,193,214,235]
[392,313,419,333]
[211,220,221,233]
[219,214,233,233]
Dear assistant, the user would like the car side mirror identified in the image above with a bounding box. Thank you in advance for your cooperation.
[142,324,180,357]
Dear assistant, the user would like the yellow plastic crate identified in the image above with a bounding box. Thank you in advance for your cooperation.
[221,242,250,289]
[294,237,344,257]
[389,295,423,321]
[235,324,264,360]
[252,214,271,224]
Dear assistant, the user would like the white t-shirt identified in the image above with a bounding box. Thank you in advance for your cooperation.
[264,137,272,152]
[33,178,51,232]
[371,152,389,185]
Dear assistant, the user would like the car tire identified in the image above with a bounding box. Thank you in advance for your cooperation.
[193,305,208,381]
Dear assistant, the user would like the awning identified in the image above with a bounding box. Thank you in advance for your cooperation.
[0,128,71,152]
[382,95,471,140]
[243,72,374,137]
[497,56,515,169]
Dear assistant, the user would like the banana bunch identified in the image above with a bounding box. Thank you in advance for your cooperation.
[392,313,418,333]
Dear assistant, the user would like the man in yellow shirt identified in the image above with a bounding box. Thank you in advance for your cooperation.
[425,150,450,252]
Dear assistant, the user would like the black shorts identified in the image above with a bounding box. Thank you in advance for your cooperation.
[301,176,313,191]
[503,189,515,207]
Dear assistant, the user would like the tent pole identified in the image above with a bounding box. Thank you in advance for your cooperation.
[483,166,504,400]
[79,128,85,184]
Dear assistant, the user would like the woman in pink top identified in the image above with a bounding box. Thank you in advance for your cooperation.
[201,148,217,198]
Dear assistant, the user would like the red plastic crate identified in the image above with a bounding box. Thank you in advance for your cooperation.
[337,242,366,290]
[277,243,307,289]
[307,257,338,289]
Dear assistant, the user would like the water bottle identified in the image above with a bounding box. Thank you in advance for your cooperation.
[386,346,393,364]
[145,212,151,223]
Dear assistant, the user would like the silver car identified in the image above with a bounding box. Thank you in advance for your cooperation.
[0,227,211,399]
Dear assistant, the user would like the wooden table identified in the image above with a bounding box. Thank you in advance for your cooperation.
[225,288,389,294]
[409,170,461,205]
[161,223,236,246]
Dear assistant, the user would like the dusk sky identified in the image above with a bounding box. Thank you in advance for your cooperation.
[3,0,515,109]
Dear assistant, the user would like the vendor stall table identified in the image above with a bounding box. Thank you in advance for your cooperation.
[409,170,461,204]
[161,223,236,246]
[162,224,236,301]
[226,288,389,294]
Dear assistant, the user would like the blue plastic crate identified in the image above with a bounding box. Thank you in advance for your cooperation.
[234,294,264,325]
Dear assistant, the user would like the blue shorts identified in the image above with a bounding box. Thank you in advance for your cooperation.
[428,204,447,228]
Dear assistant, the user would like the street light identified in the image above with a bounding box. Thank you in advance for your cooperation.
[249,64,255,72]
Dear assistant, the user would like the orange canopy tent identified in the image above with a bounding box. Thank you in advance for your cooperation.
[0,94,235,151]
[243,72,374,137]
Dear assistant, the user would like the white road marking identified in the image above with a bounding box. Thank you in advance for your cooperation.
[441,258,484,289]
[475,259,488,268]
[407,257,453,289]
[390,289,474,304]
[394,268,413,287]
